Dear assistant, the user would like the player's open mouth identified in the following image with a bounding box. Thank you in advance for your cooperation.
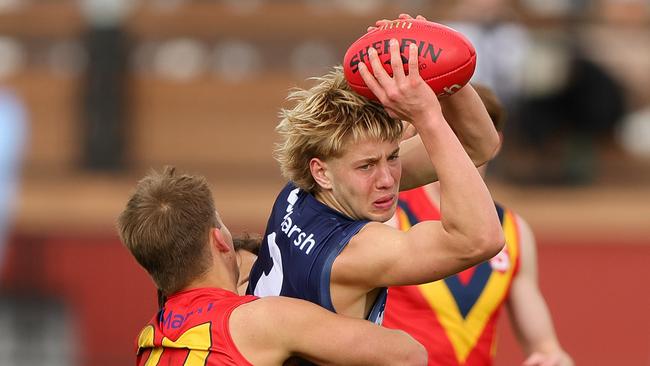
[373,195,395,210]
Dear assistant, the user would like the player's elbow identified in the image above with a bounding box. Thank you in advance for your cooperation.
[482,226,505,260]
[470,134,500,168]
[466,225,505,263]
[397,339,428,366]
[381,330,427,366]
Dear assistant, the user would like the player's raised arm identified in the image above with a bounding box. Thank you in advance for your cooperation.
[440,83,500,166]
[399,83,499,190]
[367,15,499,191]
[230,296,427,366]
[338,31,503,287]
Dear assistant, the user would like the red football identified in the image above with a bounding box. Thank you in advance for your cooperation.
[343,19,476,100]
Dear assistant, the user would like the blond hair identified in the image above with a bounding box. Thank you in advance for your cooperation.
[275,66,402,192]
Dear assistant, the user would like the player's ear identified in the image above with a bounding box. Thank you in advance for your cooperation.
[310,157,333,190]
[212,228,232,253]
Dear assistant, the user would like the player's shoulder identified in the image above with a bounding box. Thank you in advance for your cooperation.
[347,221,399,245]
[338,222,404,263]
[234,296,325,329]
[230,297,276,335]
[275,181,300,201]
[254,295,322,311]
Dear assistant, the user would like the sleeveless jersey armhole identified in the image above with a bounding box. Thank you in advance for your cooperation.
[220,296,258,366]
[318,221,369,313]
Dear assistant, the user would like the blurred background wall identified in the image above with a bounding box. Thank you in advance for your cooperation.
[0,1,648,365]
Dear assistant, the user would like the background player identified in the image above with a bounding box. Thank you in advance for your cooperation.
[117,166,427,366]
[383,84,574,366]
[247,28,504,324]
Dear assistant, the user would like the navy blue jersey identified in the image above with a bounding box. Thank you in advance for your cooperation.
[246,182,388,324]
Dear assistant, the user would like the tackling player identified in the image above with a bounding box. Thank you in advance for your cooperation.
[118,167,427,366]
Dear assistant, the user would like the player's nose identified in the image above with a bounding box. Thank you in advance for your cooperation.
[375,163,396,189]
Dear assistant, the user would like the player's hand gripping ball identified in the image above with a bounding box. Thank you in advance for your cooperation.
[343,19,476,100]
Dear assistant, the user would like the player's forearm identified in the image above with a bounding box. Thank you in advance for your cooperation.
[524,346,574,366]
[440,84,499,167]
[399,85,498,190]
[301,320,427,366]
[337,329,427,366]
[417,115,503,261]
[509,284,573,366]
[378,330,428,366]
[399,134,438,190]
[524,328,573,365]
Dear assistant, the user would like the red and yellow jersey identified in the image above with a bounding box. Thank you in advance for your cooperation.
[135,288,257,366]
[383,187,521,366]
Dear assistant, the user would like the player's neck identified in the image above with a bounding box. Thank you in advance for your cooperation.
[314,189,359,220]
[184,266,239,295]
[183,281,238,295]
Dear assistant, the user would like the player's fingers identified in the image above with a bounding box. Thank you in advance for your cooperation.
[399,13,426,22]
[369,19,391,33]
[406,43,419,78]
[539,355,562,366]
[389,39,405,81]
[385,108,399,119]
[357,62,386,101]
[367,46,391,85]
[522,360,543,366]
[522,353,545,366]
[375,19,391,28]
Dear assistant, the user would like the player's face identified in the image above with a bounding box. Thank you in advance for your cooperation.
[326,138,401,222]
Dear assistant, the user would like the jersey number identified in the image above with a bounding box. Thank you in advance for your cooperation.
[253,232,284,297]
[137,322,212,366]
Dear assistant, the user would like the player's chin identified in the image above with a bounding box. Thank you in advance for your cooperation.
[368,205,397,222]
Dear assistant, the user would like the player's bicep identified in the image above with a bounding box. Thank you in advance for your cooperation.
[388,220,483,285]
[333,221,473,288]
[331,223,409,289]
